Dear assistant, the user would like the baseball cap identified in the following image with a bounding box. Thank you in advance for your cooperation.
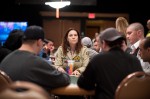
[23,25,45,41]
[100,27,123,41]
[81,37,92,47]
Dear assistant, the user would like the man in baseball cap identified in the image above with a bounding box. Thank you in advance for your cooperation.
[100,27,124,42]
[0,25,70,91]
[23,25,45,42]
[99,27,125,52]
[77,27,143,99]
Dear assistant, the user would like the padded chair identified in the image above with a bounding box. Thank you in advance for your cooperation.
[0,81,51,99]
[0,70,12,90]
[115,71,150,99]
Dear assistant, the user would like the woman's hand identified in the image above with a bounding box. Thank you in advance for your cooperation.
[50,46,55,53]
[72,70,81,77]
[57,67,66,73]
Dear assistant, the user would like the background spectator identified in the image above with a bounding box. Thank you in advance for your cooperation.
[126,22,150,73]
[115,17,131,53]
[146,19,150,37]
[0,29,24,63]
[81,36,98,60]
[139,37,150,64]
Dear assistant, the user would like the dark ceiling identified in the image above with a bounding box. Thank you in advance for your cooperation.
[15,0,97,6]
[1,0,148,13]
[0,0,149,26]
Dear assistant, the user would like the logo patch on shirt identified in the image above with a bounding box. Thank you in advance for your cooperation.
[73,56,80,62]
[86,52,89,55]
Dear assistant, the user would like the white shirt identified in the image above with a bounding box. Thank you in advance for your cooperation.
[131,40,150,73]
[131,40,140,50]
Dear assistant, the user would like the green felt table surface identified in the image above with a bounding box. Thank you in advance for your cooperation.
[70,75,78,84]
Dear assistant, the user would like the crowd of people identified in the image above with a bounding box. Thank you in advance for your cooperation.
[0,18,150,99]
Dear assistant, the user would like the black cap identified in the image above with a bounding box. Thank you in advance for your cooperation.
[100,27,123,41]
[23,25,45,41]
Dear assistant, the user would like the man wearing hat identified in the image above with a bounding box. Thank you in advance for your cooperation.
[77,28,143,99]
[0,25,70,91]
[81,37,98,60]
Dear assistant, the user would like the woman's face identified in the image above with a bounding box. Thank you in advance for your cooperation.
[67,30,78,45]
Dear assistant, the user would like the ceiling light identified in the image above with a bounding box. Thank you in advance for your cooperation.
[45,1,71,18]
[45,1,71,9]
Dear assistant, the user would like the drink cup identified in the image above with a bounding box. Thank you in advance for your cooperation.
[66,60,74,75]
[50,55,55,64]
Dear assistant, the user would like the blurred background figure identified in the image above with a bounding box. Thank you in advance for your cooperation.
[94,32,99,38]
[92,37,101,52]
[115,17,132,53]
[126,22,150,73]
[0,29,24,63]
[126,22,144,55]
[146,19,150,37]
[92,32,99,43]
[39,39,55,64]
[139,37,150,64]
[44,39,55,56]
[81,36,98,60]
[55,28,89,76]
[116,17,129,35]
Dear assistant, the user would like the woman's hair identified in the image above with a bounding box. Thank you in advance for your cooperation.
[3,29,24,51]
[62,28,82,55]
[115,17,129,45]
[115,17,129,35]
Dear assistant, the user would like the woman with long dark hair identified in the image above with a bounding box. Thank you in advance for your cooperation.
[54,28,89,76]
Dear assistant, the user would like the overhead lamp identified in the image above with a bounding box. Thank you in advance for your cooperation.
[45,1,71,9]
[45,1,71,18]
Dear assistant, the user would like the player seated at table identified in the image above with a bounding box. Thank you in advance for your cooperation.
[77,28,143,99]
[54,28,89,76]
[0,25,70,91]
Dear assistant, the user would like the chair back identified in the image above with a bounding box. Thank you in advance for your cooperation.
[115,71,150,99]
[0,81,51,99]
[0,70,12,90]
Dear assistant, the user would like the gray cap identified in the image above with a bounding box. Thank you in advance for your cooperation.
[100,27,123,41]
[81,37,92,47]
